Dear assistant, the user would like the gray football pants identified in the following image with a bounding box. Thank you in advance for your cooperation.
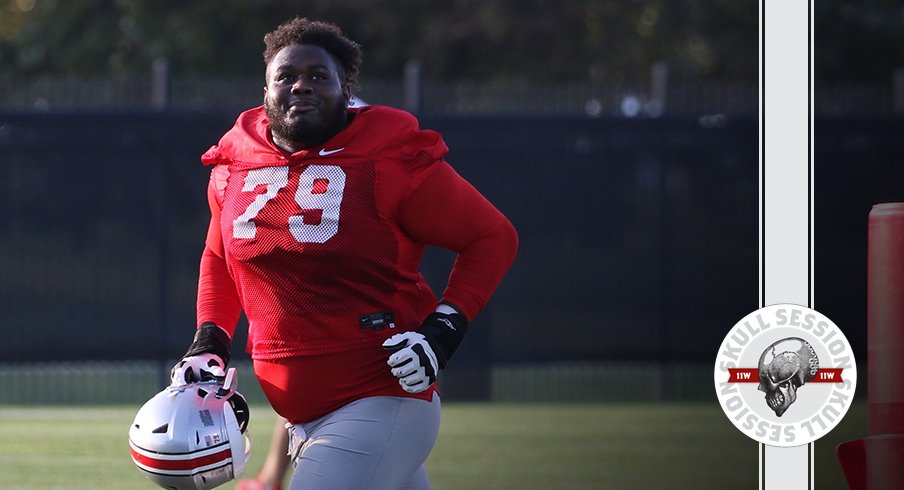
[286,393,441,490]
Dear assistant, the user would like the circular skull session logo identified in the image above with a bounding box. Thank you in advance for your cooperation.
[714,304,857,447]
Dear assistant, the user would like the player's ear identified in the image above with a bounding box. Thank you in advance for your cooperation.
[263,65,271,103]
[342,83,352,106]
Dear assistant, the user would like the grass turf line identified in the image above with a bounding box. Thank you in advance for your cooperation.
[0,402,864,489]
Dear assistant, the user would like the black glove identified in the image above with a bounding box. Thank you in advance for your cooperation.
[170,322,232,385]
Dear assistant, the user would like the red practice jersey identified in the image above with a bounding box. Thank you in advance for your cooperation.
[196,105,517,421]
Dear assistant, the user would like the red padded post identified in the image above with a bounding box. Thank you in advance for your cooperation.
[838,203,904,490]
[867,203,904,435]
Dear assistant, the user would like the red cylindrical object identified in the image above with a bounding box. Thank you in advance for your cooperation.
[865,435,904,488]
[867,202,904,435]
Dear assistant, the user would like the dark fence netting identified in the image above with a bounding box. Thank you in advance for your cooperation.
[814,117,904,370]
[0,111,758,368]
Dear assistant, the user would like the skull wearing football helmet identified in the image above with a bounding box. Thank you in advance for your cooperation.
[129,368,251,490]
[757,337,819,417]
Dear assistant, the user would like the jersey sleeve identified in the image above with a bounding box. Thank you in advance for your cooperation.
[196,175,243,336]
[397,162,518,320]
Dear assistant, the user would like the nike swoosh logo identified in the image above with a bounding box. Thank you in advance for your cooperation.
[319,147,345,156]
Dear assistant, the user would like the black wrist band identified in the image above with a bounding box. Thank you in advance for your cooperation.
[183,322,232,365]
[419,312,469,369]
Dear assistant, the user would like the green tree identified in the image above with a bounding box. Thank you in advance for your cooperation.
[1,0,758,83]
[815,0,904,83]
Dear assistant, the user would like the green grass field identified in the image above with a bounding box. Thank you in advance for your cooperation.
[0,401,866,489]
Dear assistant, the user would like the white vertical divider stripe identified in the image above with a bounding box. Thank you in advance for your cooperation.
[760,1,813,489]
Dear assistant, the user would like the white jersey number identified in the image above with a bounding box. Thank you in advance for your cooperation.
[232,165,346,243]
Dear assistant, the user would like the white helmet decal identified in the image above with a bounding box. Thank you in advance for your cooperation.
[129,368,251,490]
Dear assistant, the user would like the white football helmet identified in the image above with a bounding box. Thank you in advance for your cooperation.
[129,368,251,490]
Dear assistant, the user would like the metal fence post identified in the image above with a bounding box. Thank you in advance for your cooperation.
[649,61,669,117]
[894,68,904,115]
[403,60,423,114]
[151,58,171,111]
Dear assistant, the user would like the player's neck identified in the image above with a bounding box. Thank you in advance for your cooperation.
[271,113,350,154]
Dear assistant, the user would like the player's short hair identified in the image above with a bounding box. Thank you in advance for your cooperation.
[263,17,362,87]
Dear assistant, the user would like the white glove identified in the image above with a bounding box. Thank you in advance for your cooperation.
[170,353,226,386]
[382,332,439,394]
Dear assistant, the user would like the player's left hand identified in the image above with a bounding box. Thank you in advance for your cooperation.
[383,332,439,394]
[383,307,469,393]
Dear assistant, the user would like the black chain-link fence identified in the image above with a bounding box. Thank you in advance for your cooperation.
[0,110,758,367]
[3,104,899,401]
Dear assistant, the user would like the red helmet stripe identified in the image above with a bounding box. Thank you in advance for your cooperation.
[130,446,232,472]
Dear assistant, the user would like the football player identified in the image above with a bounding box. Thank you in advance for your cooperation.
[170,17,518,490]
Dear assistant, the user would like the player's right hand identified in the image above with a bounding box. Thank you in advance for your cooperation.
[170,322,232,386]
[170,352,226,386]
[170,353,226,386]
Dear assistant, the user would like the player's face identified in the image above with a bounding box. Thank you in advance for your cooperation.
[264,44,351,152]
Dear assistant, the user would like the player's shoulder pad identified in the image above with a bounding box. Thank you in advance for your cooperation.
[208,164,230,207]
[357,104,417,127]
[355,105,449,173]
[201,145,224,165]
[200,107,282,167]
